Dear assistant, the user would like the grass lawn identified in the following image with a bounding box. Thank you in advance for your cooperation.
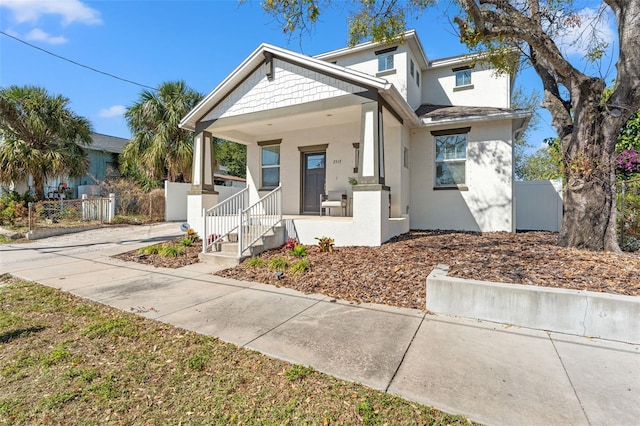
[0,276,471,425]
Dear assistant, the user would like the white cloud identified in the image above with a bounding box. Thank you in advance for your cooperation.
[0,0,102,25]
[98,105,126,118]
[25,28,68,45]
[555,7,616,57]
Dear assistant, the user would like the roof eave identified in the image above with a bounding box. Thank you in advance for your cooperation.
[419,111,532,127]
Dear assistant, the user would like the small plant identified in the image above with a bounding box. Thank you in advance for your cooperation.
[159,244,184,258]
[180,237,194,247]
[245,256,266,267]
[284,364,314,381]
[283,237,298,250]
[315,236,335,253]
[187,353,209,372]
[348,176,358,185]
[289,258,311,274]
[186,228,199,241]
[268,256,290,270]
[136,245,160,256]
[289,242,307,258]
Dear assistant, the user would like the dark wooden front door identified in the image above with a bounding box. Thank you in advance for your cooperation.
[302,152,326,214]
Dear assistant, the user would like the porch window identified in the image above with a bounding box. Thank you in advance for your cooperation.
[433,129,468,187]
[261,144,280,188]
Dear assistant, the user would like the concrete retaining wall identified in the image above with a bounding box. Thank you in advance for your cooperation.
[27,225,102,240]
[426,265,640,344]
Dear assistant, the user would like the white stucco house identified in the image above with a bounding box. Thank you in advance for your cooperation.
[179,30,531,258]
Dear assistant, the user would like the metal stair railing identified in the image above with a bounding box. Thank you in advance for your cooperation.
[203,187,249,253]
[238,185,282,257]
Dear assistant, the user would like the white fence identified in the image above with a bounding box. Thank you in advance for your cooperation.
[164,181,245,222]
[515,179,563,232]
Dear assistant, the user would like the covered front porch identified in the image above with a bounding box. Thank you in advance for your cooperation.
[180,43,412,252]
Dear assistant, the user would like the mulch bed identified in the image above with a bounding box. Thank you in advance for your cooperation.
[114,231,640,311]
[113,238,201,268]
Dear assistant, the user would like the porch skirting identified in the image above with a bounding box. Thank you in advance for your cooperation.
[283,215,409,247]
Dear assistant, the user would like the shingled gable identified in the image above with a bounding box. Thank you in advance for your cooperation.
[179,43,419,132]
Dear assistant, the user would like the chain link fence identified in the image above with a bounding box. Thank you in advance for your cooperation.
[28,196,115,231]
[618,178,640,251]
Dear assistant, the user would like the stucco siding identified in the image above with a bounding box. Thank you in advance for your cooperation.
[422,63,511,108]
[204,59,366,121]
[409,120,514,232]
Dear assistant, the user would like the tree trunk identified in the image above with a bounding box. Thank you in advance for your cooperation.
[32,173,45,201]
[557,79,621,252]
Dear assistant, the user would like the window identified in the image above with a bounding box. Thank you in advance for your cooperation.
[403,147,409,169]
[353,143,360,173]
[410,59,414,77]
[378,54,394,72]
[261,144,280,188]
[416,72,420,87]
[434,131,468,187]
[455,69,472,87]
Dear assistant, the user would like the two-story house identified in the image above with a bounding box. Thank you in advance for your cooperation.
[180,30,530,253]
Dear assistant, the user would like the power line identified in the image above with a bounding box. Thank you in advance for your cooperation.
[0,30,158,91]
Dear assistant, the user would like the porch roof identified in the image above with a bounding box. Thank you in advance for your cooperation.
[416,103,532,138]
[179,43,421,133]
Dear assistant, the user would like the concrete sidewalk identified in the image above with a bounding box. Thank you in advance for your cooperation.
[1,223,638,425]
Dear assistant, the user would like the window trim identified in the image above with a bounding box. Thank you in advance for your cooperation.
[377,53,394,72]
[259,141,281,190]
[454,67,472,88]
[432,128,470,189]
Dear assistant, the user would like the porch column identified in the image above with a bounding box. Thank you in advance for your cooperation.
[358,101,385,185]
[187,130,218,238]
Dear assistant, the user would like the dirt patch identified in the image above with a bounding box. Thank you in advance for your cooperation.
[113,231,640,311]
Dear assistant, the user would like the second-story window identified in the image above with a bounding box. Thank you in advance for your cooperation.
[378,54,394,72]
[454,68,472,87]
[410,59,415,77]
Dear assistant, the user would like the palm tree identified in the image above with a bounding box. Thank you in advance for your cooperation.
[121,80,203,183]
[0,85,92,200]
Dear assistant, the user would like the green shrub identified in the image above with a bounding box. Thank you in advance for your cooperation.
[180,237,194,247]
[289,243,307,257]
[289,259,311,274]
[159,244,184,258]
[136,245,160,256]
[268,256,289,270]
[245,256,266,267]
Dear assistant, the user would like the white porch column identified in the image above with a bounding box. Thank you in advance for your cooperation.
[187,130,218,238]
[358,101,385,185]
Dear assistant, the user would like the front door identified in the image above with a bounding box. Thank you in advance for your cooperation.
[302,152,326,214]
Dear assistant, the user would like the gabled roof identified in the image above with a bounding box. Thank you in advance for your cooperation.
[179,43,421,132]
[314,29,430,70]
[88,133,128,154]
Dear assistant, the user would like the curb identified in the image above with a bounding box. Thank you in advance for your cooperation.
[426,264,640,344]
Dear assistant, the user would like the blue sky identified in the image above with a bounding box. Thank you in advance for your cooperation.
[0,0,617,151]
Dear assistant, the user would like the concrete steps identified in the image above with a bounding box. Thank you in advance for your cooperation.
[199,225,285,267]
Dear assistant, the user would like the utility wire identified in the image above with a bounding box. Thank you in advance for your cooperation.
[0,30,158,91]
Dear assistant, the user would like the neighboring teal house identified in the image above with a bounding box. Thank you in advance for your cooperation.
[50,133,128,198]
[2,133,129,199]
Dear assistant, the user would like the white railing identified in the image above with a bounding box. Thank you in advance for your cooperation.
[238,185,282,257]
[203,187,249,253]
